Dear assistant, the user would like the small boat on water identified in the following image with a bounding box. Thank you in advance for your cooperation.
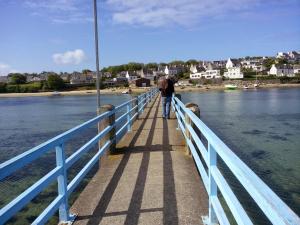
[243,85,249,89]
[52,91,61,96]
[122,89,132,94]
[254,71,259,88]
[225,84,238,90]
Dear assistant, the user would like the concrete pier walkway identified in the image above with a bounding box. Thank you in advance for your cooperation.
[71,95,208,225]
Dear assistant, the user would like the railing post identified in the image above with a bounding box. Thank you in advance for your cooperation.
[174,94,181,130]
[208,143,218,224]
[135,96,139,120]
[98,105,116,155]
[127,102,131,131]
[146,92,149,103]
[185,103,200,156]
[141,94,144,113]
[56,144,74,223]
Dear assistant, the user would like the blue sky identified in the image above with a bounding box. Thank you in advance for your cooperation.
[0,0,299,75]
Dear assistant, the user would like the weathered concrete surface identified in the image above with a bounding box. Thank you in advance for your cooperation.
[70,95,208,225]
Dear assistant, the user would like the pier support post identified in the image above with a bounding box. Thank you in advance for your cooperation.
[98,104,116,157]
[208,143,218,224]
[141,94,145,113]
[173,94,181,129]
[184,103,200,156]
[135,96,139,120]
[127,102,132,132]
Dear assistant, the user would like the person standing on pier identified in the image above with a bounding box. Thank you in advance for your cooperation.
[159,75,174,119]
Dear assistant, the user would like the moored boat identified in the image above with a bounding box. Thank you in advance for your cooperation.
[225,84,238,90]
[52,91,61,96]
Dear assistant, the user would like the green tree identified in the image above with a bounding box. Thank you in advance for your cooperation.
[277,58,289,65]
[263,58,276,70]
[82,69,92,74]
[47,74,65,90]
[185,59,198,66]
[126,62,143,71]
[145,63,158,70]
[9,73,27,84]
[0,82,6,93]
[169,60,184,66]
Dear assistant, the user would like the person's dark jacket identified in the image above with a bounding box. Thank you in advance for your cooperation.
[159,78,174,97]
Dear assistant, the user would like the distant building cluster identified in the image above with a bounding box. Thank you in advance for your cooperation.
[1,50,299,87]
[188,50,300,80]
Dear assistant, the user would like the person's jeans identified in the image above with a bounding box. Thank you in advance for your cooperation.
[162,96,172,118]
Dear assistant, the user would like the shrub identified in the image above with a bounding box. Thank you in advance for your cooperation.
[47,75,65,90]
[0,82,7,93]
[9,74,27,84]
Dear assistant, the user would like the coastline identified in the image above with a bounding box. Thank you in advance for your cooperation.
[0,83,299,98]
[0,88,148,98]
[175,83,300,93]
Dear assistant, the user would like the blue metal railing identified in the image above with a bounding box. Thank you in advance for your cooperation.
[0,88,159,225]
[172,96,300,225]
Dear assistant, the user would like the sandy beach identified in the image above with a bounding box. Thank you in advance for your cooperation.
[0,83,299,98]
[0,87,149,98]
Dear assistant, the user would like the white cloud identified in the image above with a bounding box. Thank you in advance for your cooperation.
[52,49,86,65]
[106,0,261,27]
[0,63,18,76]
[24,0,92,24]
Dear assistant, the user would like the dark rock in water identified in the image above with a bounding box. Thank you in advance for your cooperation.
[284,132,293,136]
[263,169,272,175]
[268,135,288,141]
[251,150,267,159]
[242,129,266,135]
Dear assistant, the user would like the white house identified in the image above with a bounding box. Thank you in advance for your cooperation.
[276,52,289,59]
[164,66,169,75]
[70,72,94,84]
[140,69,155,81]
[190,65,221,80]
[293,65,300,74]
[190,65,198,74]
[103,72,112,78]
[224,58,243,79]
[125,71,138,81]
[204,70,221,79]
[164,66,181,76]
[224,67,244,79]
[226,58,234,69]
[269,64,294,77]
[190,72,203,79]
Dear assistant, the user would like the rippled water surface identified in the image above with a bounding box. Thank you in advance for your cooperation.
[0,94,131,162]
[181,88,300,219]
[0,88,299,223]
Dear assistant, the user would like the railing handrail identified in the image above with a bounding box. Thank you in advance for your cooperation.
[0,88,159,225]
[172,96,300,225]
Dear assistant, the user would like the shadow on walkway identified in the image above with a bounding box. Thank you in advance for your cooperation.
[72,95,207,225]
